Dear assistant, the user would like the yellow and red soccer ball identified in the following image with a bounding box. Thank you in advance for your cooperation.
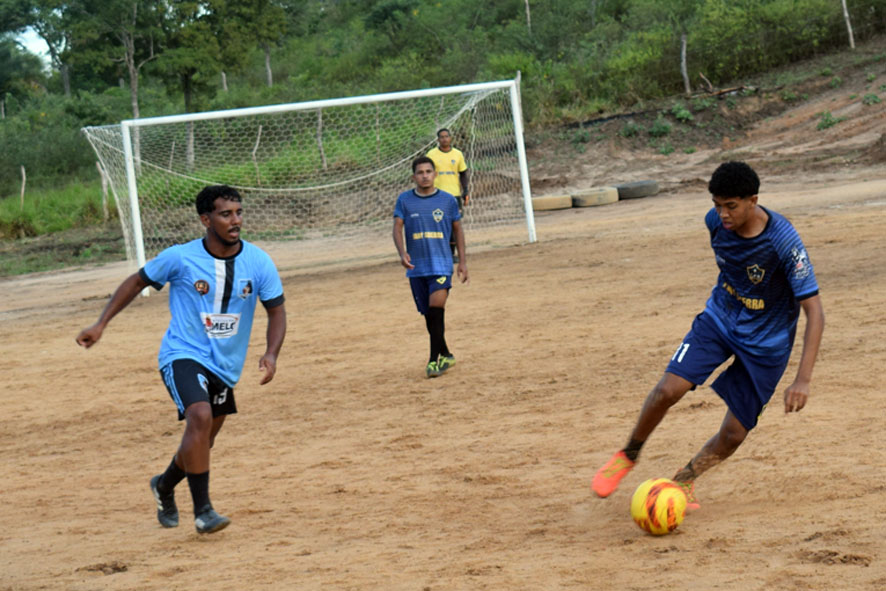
[630,478,687,535]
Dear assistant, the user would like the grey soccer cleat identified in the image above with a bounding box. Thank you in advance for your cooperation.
[150,474,179,528]
[194,505,231,534]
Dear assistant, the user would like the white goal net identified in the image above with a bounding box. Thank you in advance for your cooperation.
[82,79,535,273]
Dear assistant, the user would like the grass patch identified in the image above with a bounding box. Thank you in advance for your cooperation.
[0,180,115,239]
[0,223,125,277]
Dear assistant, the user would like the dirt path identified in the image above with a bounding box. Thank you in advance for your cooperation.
[2,171,885,590]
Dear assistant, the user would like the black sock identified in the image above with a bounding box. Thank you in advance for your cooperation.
[186,471,211,515]
[158,455,186,493]
[426,306,445,362]
[622,438,645,462]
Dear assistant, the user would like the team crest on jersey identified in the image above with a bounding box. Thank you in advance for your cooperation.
[746,264,765,284]
[791,247,811,279]
[194,279,210,295]
[433,208,444,222]
[238,279,253,299]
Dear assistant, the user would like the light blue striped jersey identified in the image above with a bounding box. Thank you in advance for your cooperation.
[139,238,284,386]
[703,206,819,355]
[393,188,461,277]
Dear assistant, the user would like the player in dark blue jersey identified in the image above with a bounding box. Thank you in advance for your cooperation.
[592,162,825,508]
[393,156,469,378]
[76,185,287,534]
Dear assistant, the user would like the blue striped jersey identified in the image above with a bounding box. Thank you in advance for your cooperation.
[139,238,284,386]
[393,188,461,277]
[703,206,819,355]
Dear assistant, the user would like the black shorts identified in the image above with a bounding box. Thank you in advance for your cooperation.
[160,359,237,421]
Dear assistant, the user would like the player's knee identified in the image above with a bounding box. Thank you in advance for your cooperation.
[651,381,686,407]
[184,403,212,433]
[719,424,748,451]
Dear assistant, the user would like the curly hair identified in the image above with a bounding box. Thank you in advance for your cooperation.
[708,161,760,198]
[195,185,242,215]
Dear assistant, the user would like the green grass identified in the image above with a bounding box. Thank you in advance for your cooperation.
[0,179,116,238]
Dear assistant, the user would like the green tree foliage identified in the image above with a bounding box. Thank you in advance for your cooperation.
[0,34,46,99]
[3,0,886,198]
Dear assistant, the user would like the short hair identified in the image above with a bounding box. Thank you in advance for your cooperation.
[412,156,435,173]
[436,128,450,138]
[195,185,242,215]
[708,161,760,198]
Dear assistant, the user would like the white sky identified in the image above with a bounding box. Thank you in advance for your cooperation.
[17,28,50,64]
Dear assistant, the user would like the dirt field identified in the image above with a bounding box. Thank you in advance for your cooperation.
[2,76,886,589]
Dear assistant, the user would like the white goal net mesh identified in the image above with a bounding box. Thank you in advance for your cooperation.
[82,82,532,272]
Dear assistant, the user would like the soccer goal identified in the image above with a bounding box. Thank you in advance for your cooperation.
[82,78,535,273]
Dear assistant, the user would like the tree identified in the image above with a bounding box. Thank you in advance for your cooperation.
[71,0,162,120]
[0,34,47,103]
[16,0,75,96]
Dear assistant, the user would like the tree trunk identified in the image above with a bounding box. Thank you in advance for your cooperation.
[841,0,855,49]
[61,63,71,97]
[221,71,228,91]
[263,43,273,87]
[680,33,691,96]
[524,0,531,35]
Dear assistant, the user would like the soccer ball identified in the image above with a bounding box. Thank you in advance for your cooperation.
[630,478,687,535]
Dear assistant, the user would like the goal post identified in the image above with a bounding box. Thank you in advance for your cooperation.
[83,78,536,275]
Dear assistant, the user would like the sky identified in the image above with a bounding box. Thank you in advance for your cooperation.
[17,28,50,65]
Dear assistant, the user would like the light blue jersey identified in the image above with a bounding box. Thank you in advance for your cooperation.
[703,206,819,356]
[393,188,461,277]
[139,238,284,387]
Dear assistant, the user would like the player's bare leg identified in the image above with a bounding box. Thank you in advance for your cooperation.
[180,401,230,533]
[593,372,693,497]
[672,409,748,509]
[629,372,694,442]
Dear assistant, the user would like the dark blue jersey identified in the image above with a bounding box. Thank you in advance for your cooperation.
[703,206,819,356]
[393,188,461,277]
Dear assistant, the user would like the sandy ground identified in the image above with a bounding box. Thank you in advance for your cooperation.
[3,72,886,589]
[2,169,885,590]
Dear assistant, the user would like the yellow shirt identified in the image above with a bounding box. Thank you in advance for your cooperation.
[427,146,467,197]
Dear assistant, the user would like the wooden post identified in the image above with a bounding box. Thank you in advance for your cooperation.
[317,109,328,171]
[252,124,263,186]
[96,161,109,221]
[20,165,26,211]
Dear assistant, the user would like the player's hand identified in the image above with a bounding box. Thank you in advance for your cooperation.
[463,194,470,205]
[783,379,810,413]
[75,324,103,348]
[259,353,277,385]
[400,253,414,270]
[457,261,469,284]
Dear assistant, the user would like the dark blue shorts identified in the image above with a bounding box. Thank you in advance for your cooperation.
[409,275,452,315]
[160,358,237,421]
[665,312,791,430]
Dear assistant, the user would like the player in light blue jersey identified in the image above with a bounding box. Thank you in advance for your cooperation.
[592,162,824,509]
[393,156,468,378]
[76,185,286,534]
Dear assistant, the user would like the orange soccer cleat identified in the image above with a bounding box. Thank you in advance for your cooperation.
[592,450,635,498]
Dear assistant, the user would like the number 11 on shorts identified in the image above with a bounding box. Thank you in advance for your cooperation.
[672,343,690,363]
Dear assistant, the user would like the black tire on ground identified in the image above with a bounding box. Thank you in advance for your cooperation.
[615,180,660,199]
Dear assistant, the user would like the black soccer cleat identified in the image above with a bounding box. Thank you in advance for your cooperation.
[194,505,231,534]
[150,474,179,528]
